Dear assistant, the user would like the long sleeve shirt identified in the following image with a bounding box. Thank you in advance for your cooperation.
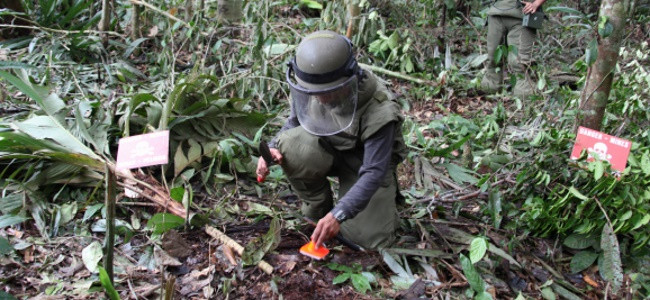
[269,110,395,221]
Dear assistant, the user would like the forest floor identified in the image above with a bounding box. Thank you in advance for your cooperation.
[0,88,620,300]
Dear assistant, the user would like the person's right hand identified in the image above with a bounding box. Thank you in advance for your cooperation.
[522,0,541,14]
[256,148,283,182]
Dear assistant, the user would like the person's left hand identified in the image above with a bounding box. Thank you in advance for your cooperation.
[311,212,340,249]
[522,1,541,14]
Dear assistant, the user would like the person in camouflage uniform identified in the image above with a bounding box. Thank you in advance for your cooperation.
[481,0,546,97]
[256,31,407,251]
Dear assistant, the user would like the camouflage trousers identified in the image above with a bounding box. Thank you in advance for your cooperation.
[275,126,399,250]
[482,15,538,97]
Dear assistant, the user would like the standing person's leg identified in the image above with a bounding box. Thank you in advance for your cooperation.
[336,164,399,251]
[505,18,537,97]
[276,127,334,220]
[481,16,507,93]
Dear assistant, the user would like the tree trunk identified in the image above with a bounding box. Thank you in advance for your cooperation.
[185,0,193,22]
[579,0,628,131]
[131,3,141,39]
[345,0,360,39]
[99,0,111,45]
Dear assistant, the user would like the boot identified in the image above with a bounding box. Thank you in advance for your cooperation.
[480,68,502,94]
[513,77,536,98]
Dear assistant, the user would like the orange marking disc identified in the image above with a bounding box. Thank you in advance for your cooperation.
[299,241,329,260]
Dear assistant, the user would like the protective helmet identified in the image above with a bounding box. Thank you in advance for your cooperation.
[286,30,363,136]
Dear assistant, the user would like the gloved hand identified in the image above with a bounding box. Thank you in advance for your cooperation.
[256,148,283,182]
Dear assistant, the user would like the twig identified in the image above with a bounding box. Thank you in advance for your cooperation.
[428,281,469,294]
[592,196,613,228]
[118,201,159,207]
[440,259,467,283]
[359,63,438,86]
[205,226,274,275]
[459,13,483,55]
[0,24,122,38]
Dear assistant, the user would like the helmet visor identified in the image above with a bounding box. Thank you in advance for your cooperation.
[287,69,358,136]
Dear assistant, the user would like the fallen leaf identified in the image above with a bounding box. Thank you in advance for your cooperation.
[7,228,24,238]
[23,245,34,263]
[148,26,159,37]
[278,260,297,275]
[154,246,182,266]
[222,244,238,265]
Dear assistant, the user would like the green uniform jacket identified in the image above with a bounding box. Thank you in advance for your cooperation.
[487,0,524,19]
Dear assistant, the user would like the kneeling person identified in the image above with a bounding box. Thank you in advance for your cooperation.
[256,30,407,251]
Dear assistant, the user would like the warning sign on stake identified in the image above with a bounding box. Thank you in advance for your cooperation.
[570,126,632,172]
[116,131,169,170]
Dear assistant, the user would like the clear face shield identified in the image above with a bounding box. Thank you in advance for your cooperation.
[286,68,359,136]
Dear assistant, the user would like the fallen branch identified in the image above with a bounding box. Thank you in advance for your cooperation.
[205,226,274,275]
[359,63,438,86]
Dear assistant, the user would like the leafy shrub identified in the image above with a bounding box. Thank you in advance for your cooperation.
[512,128,650,251]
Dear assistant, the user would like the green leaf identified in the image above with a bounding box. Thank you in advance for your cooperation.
[541,287,556,300]
[299,0,322,9]
[599,224,623,293]
[0,236,13,255]
[593,160,604,180]
[640,153,650,175]
[13,116,100,159]
[546,6,584,16]
[83,204,104,223]
[563,233,597,249]
[494,46,504,64]
[170,187,185,202]
[631,214,650,230]
[570,250,598,273]
[475,291,493,300]
[0,291,18,300]
[0,61,36,70]
[387,31,399,50]
[597,16,613,38]
[444,163,478,184]
[469,237,488,264]
[350,273,372,294]
[327,262,355,273]
[59,202,77,226]
[460,254,485,293]
[98,267,121,300]
[0,194,23,215]
[551,283,582,300]
[488,189,502,229]
[0,215,28,228]
[585,39,598,66]
[332,273,351,284]
[146,213,184,235]
[82,241,103,273]
[381,250,412,279]
[241,217,281,266]
[568,186,589,200]
[429,136,470,158]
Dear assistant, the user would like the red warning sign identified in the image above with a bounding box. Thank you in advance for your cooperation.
[116,131,169,170]
[570,126,632,172]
